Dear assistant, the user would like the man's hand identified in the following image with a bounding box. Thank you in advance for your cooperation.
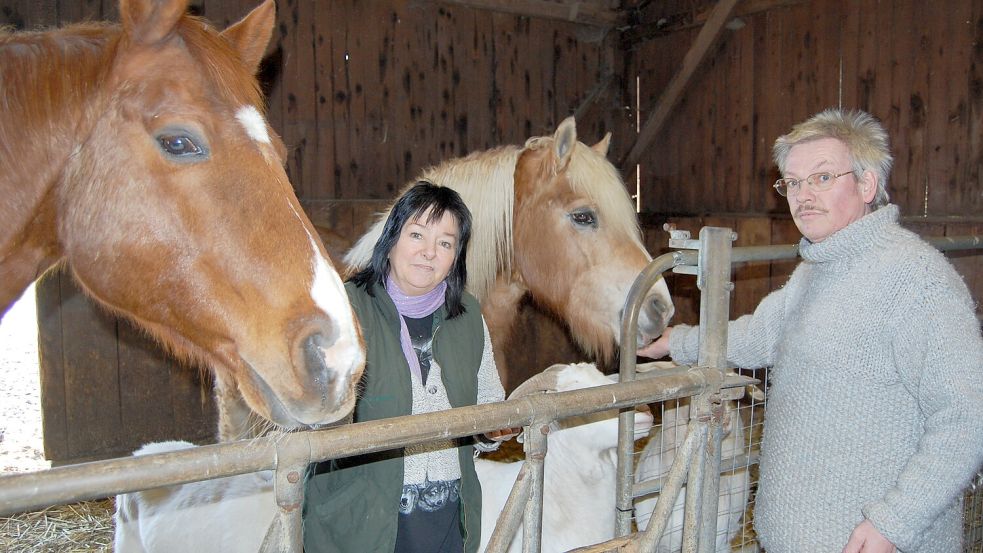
[637,327,673,359]
[842,520,896,553]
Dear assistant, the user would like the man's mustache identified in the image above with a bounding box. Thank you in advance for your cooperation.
[795,204,827,215]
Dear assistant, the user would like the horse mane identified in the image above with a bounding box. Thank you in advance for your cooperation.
[346,129,643,302]
[0,15,263,123]
[418,145,520,300]
[0,24,116,135]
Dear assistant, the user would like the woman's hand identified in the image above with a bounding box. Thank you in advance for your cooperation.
[484,427,522,442]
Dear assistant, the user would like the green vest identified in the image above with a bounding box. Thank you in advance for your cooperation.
[304,281,485,553]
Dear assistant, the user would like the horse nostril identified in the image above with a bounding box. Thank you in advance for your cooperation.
[303,331,337,393]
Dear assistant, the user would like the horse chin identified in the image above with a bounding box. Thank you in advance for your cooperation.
[238,359,358,430]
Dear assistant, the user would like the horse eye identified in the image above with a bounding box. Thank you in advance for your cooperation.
[158,134,204,157]
[569,209,597,228]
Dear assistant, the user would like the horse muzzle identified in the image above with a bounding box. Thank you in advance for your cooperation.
[633,293,675,348]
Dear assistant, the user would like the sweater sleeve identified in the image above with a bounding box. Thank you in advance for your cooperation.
[668,286,788,369]
[474,317,507,453]
[862,265,983,551]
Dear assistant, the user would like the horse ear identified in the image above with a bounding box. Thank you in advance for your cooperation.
[119,0,189,45]
[221,0,276,75]
[592,132,612,157]
[553,116,578,173]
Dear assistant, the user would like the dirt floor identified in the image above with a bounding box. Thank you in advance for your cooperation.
[0,285,114,552]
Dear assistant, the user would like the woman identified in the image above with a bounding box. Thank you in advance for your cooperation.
[304,182,514,553]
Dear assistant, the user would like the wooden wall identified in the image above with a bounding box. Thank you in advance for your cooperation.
[628,0,983,324]
[262,0,625,243]
[629,0,983,220]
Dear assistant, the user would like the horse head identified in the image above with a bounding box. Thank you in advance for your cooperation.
[511,117,674,360]
[0,0,364,430]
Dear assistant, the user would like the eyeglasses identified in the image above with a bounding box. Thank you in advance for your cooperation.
[773,171,854,197]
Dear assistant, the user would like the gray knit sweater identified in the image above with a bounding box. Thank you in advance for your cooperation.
[668,205,983,552]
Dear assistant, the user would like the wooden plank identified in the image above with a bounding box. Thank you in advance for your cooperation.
[779,1,811,125]
[57,275,122,461]
[277,0,317,199]
[37,269,68,462]
[905,0,930,216]
[722,19,754,214]
[167,361,215,446]
[886,0,915,212]
[733,217,773,317]
[944,222,983,320]
[634,33,674,214]
[769,217,800,290]
[751,6,787,215]
[623,0,807,42]
[312,0,340,198]
[925,2,953,217]
[967,0,983,219]
[116,320,179,449]
[460,9,496,152]
[621,0,740,170]
[838,0,863,109]
[944,1,975,217]
[435,0,624,28]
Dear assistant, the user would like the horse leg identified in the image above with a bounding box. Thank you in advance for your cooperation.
[480,277,526,392]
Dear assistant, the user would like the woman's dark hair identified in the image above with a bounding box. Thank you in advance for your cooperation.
[350,181,473,318]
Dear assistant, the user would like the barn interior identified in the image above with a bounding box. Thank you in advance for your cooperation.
[1,0,980,549]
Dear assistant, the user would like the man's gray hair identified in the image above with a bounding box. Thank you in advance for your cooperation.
[773,108,893,210]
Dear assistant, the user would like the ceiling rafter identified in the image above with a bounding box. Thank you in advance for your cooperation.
[434,0,626,28]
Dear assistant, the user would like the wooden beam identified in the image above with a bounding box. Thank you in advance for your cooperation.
[619,0,740,170]
[572,72,615,122]
[622,0,806,44]
[434,0,626,28]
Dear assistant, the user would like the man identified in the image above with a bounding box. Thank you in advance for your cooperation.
[639,109,983,552]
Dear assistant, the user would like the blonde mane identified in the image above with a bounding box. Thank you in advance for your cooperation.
[345,131,643,301]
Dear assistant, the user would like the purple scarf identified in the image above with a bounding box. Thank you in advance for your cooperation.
[385,275,447,383]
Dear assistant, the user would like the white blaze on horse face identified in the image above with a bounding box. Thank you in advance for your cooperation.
[235,106,271,145]
[285,199,361,365]
[234,105,358,358]
[309,234,358,335]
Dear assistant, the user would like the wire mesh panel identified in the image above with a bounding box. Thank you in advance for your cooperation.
[632,366,769,552]
[965,472,983,553]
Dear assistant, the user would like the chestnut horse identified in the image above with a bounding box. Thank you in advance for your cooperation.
[347,117,674,390]
[0,0,364,432]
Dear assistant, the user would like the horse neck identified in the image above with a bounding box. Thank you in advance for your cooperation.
[418,145,521,301]
[0,25,119,312]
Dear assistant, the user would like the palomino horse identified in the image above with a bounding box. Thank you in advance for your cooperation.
[347,117,674,390]
[0,0,364,433]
